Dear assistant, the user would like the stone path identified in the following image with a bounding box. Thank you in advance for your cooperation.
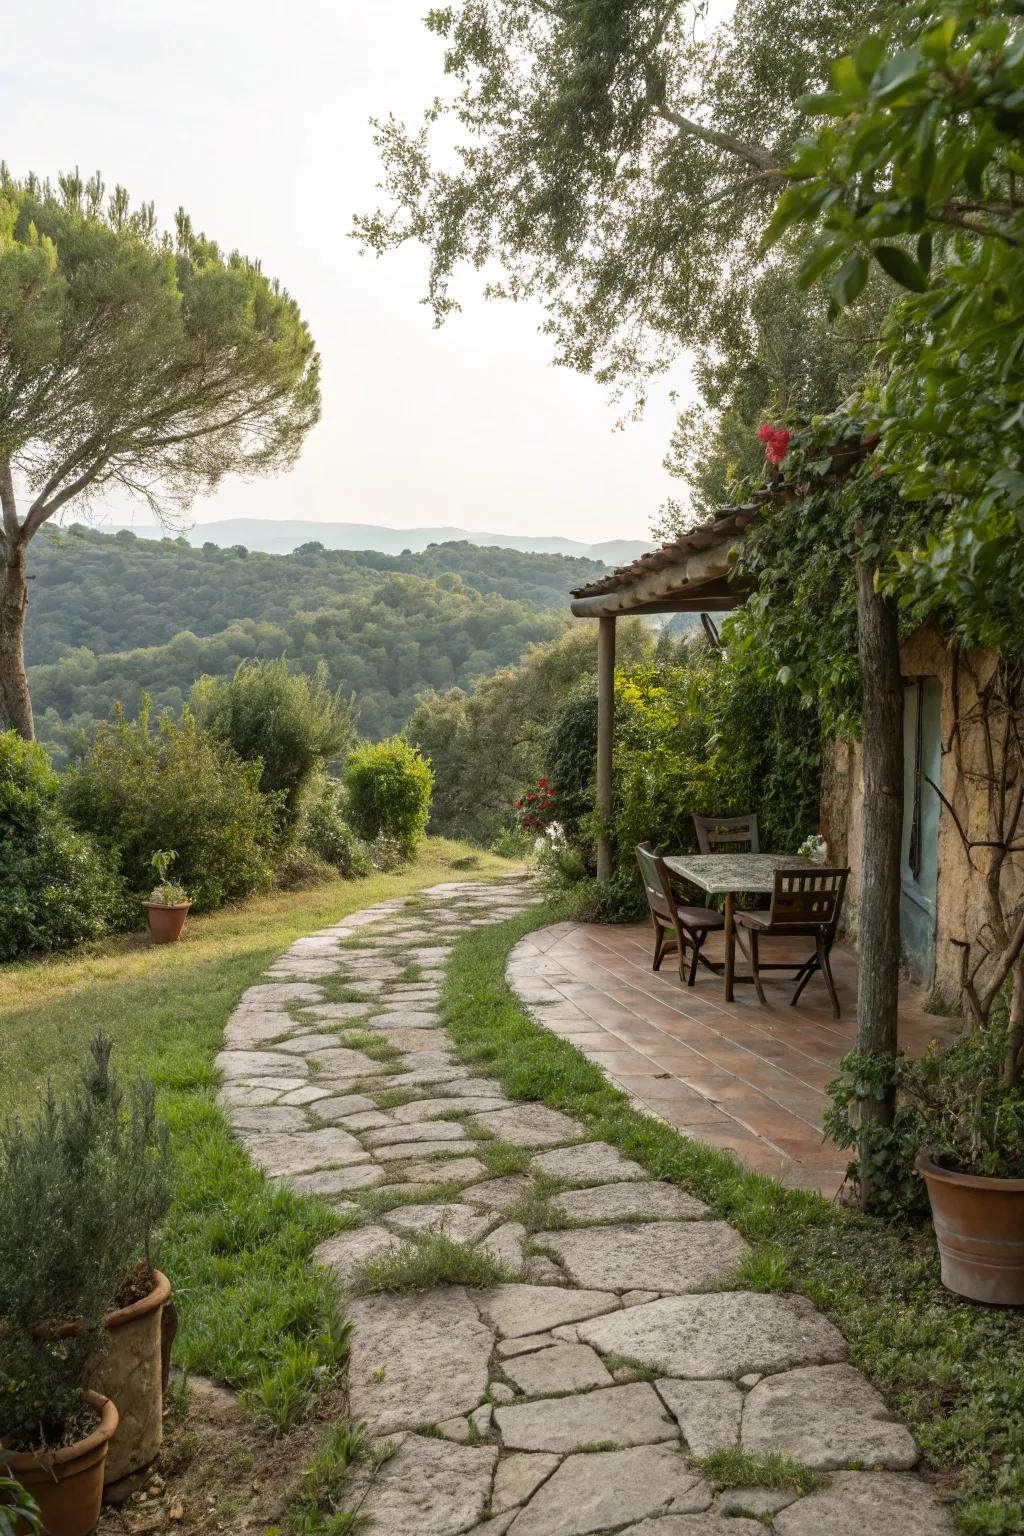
[218,877,954,1536]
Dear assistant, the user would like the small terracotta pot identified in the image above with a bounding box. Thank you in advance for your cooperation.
[1,1392,118,1536]
[916,1152,1024,1305]
[93,1270,172,1490]
[144,901,191,943]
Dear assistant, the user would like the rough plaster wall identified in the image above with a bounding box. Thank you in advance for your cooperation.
[821,630,1024,1002]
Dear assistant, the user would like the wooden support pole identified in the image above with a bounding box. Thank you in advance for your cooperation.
[596,615,616,883]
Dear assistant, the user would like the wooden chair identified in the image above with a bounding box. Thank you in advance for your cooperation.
[733,867,850,1019]
[635,843,725,986]
[693,813,760,854]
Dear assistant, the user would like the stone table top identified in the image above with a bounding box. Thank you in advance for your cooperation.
[664,852,814,894]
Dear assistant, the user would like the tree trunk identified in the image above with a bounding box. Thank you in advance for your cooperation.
[0,532,35,739]
[854,557,903,1204]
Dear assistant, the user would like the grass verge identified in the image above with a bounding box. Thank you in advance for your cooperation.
[442,898,1024,1536]
[0,840,515,1434]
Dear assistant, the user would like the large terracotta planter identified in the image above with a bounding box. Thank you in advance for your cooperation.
[93,1270,172,1491]
[916,1152,1024,1305]
[1,1392,118,1536]
[144,901,191,943]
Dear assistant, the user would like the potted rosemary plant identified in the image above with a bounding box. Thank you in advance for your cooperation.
[0,1037,174,1527]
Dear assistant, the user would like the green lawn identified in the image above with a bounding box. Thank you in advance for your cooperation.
[443,899,1024,1536]
[0,840,515,1431]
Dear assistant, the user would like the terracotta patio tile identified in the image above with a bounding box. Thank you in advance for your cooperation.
[508,918,959,1192]
[582,1050,670,1076]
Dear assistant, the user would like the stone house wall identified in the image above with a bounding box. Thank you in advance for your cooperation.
[821,629,1024,1001]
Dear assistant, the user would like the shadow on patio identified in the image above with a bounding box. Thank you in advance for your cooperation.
[507,919,958,1198]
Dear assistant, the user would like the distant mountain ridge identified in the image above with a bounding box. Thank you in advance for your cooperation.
[112,516,652,565]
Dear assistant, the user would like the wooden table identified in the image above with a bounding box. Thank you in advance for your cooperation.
[664,852,815,1002]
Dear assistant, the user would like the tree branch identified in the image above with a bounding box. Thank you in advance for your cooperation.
[652,103,781,174]
[23,456,111,539]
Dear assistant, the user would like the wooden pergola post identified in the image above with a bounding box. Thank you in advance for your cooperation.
[596,615,616,882]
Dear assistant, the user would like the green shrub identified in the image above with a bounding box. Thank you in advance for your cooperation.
[62,699,281,912]
[302,778,372,877]
[0,731,125,961]
[191,660,354,841]
[553,640,822,910]
[344,738,433,858]
[544,681,598,845]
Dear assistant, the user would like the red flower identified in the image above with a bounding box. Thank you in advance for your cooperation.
[757,423,791,466]
[514,800,522,809]
[538,777,548,788]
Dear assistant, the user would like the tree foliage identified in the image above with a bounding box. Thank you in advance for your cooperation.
[358,0,894,523]
[407,622,655,844]
[0,168,320,736]
[767,0,1024,651]
[358,0,874,374]
[26,528,603,668]
[23,528,571,762]
[191,659,355,838]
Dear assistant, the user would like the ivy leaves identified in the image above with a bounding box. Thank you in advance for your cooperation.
[764,0,1024,653]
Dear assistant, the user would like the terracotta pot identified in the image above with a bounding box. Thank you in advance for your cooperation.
[144,901,191,943]
[1,1393,118,1536]
[916,1152,1024,1305]
[93,1271,172,1491]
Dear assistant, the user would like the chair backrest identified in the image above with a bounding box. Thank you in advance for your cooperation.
[635,842,673,915]
[693,813,760,855]
[768,867,849,930]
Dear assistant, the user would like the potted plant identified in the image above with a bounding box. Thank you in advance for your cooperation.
[0,1088,121,1536]
[144,848,191,943]
[909,1025,1024,1306]
[68,1038,174,1495]
[0,1038,174,1526]
[827,1018,1024,1303]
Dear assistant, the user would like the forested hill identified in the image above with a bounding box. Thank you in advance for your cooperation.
[26,526,596,761]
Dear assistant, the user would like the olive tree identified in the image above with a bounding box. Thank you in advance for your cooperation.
[0,169,320,738]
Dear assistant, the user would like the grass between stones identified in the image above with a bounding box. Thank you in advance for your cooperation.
[350,1232,516,1295]
[0,841,515,1445]
[695,1447,829,1495]
[442,898,1024,1536]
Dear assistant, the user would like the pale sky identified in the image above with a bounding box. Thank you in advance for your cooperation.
[2,1,698,543]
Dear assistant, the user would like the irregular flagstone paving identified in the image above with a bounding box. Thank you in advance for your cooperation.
[218,876,955,1535]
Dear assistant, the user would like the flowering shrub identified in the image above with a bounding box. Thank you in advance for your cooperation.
[514,778,558,832]
[757,422,791,466]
